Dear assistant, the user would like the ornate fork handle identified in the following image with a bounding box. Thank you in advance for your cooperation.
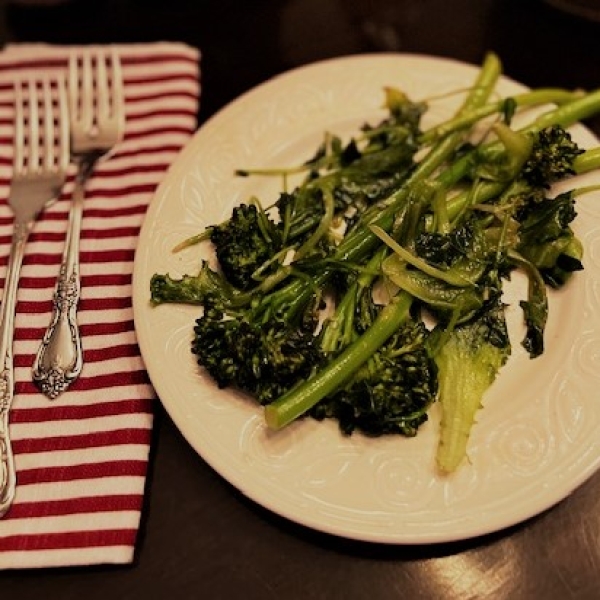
[33,50,124,401]
[0,222,29,517]
[0,366,16,518]
[32,158,96,399]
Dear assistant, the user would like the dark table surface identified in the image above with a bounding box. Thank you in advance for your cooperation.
[2,0,600,598]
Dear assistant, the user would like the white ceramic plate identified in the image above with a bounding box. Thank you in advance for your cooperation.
[133,53,600,544]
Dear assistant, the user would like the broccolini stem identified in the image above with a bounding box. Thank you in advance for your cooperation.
[264,291,414,429]
[419,88,581,144]
[318,283,358,353]
[171,229,211,253]
[235,165,309,177]
[574,147,600,174]
[293,187,335,260]
[319,247,388,354]
[571,183,600,197]
[524,88,600,132]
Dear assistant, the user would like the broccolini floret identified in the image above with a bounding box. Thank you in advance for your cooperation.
[311,315,438,437]
[208,203,282,291]
[192,301,323,404]
[522,125,584,188]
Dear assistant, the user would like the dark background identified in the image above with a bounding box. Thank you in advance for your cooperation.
[1,1,600,598]
[4,0,600,125]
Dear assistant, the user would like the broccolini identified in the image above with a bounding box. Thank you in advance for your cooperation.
[150,51,600,473]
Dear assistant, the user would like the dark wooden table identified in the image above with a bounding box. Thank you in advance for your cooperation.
[2,1,600,598]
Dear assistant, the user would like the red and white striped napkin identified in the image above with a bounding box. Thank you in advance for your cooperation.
[0,42,200,569]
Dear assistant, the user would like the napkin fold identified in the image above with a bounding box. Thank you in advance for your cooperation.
[0,42,200,569]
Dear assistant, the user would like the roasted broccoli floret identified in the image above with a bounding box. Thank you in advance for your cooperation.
[208,203,282,291]
[522,125,584,188]
[192,302,323,404]
[311,316,437,437]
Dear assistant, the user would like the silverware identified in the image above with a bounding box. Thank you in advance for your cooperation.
[0,76,69,518]
[32,48,125,400]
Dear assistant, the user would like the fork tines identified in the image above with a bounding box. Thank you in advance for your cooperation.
[69,48,125,147]
[13,76,69,181]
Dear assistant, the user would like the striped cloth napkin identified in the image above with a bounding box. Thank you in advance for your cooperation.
[0,42,200,569]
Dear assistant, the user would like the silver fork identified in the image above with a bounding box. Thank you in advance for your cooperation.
[0,76,69,518]
[32,48,125,400]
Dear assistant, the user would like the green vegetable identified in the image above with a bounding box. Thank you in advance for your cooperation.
[430,293,511,473]
[312,314,438,437]
[192,297,323,405]
[208,202,282,291]
[150,51,600,473]
[150,263,235,306]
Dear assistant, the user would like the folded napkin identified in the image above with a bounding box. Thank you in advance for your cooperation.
[0,42,200,569]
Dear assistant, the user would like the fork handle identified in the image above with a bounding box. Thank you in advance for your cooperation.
[32,173,86,400]
[0,222,30,517]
